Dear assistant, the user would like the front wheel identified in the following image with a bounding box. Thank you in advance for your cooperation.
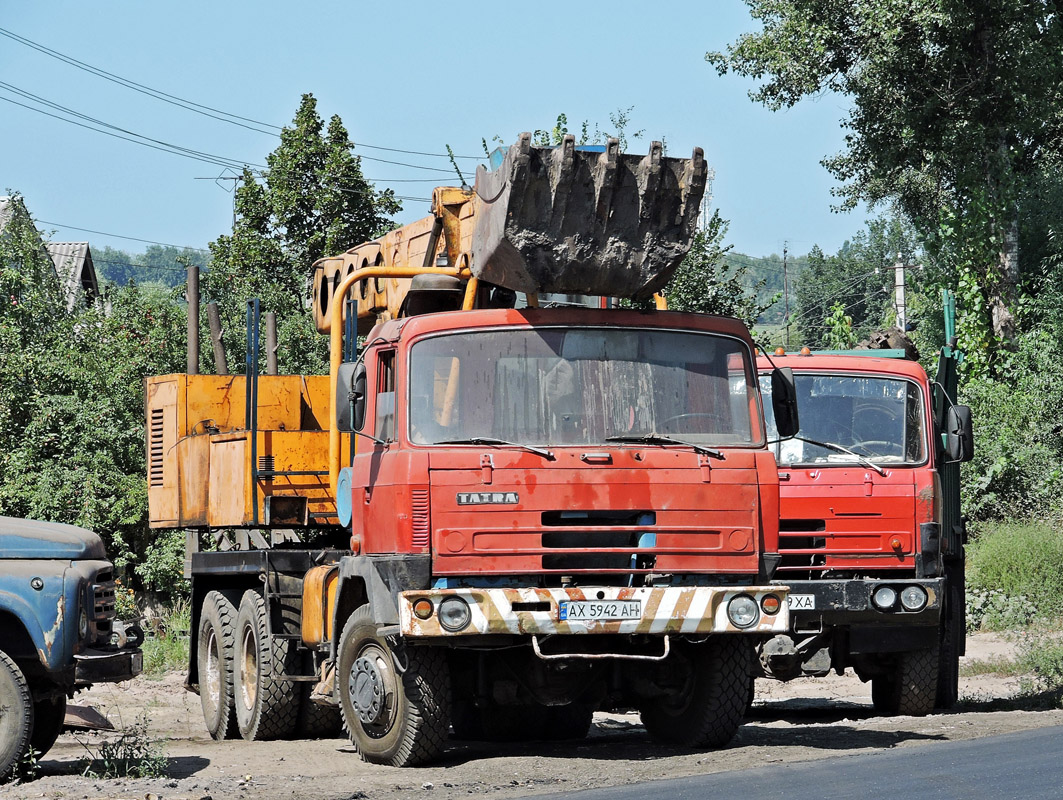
[0,650,33,783]
[337,607,450,766]
[639,636,749,748]
[30,693,67,757]
[872,647,939,716]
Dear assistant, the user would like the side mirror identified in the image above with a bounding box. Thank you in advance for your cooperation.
[770,367,800,439]
[336,362,367,433]
[945,405,973,462]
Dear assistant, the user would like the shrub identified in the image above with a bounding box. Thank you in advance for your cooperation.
[967,521,1063,618]
[1017,631,1063,697]
[141,599,190,676]
[80,714,168,779]
[966,588,1038,632]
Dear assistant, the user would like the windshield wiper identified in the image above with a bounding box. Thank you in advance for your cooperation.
[436,437,555,460]
[606,434,725,460]
[790,435,886,476]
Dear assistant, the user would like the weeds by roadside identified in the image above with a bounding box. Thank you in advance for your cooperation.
[141,598,191,677]
[77,713,168,779]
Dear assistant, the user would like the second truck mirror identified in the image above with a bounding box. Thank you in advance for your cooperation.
[771,367,800,439]
[945,405,974,462]
[336,362,367,433]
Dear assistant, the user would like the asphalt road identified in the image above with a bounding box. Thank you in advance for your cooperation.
[531,724,1063,800]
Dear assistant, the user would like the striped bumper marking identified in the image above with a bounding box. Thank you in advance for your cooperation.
[400,585,790,637]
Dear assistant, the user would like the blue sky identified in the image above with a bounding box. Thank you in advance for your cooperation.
[1,2,867,261]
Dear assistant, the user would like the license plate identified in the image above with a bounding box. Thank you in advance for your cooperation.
[558,600,642,621]
[788,594,815,611]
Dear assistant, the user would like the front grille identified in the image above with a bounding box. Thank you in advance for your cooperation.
[93,581,116,621]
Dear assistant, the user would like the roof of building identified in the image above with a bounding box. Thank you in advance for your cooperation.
[46,241,100,310]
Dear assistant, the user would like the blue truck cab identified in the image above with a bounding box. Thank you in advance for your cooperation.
[0,516,142,780]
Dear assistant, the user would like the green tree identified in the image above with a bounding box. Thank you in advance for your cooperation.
[708,1,1063,364]
[791,214,919,347]
[823,302,857,350]
[662,212,775,329]
[204,94,399,376]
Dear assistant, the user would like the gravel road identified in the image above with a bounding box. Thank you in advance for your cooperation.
[4,633,1060,800]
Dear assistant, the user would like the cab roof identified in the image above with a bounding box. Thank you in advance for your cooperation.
[756,351,930,382]
[368,307,757,345]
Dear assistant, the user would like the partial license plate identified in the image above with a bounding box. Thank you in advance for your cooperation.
[559,600,642,621]
[788,594,816,611]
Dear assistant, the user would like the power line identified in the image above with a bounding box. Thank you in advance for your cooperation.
[0,91,259,171]
[93,258,198,274]
[0,25,484,160]
[35,219,210,252]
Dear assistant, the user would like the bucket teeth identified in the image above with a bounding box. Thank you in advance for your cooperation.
[471,134,707,299]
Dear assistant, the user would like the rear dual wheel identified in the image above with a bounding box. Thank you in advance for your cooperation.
[197,591,240,740]
[234,590,300,740]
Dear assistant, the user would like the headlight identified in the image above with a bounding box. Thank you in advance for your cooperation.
[872,586,897,610]
[438,596,471,632]
[900,585,928,611]
[727,594,760,628]
[79,608,90,640]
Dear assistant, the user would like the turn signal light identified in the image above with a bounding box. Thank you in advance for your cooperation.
[349,534,361,555]
[761,594,782,615]
[412,598,434,620]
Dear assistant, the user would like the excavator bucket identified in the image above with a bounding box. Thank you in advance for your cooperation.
[471,133,708,299]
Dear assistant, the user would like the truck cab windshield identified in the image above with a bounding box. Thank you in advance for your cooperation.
[408,327,760,448]
[760,372,926,465]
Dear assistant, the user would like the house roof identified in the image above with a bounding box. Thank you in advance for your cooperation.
[46,241,100,310]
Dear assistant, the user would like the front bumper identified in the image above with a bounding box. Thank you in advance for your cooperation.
[74,646,143,686]
[400,585,789,637]
[773,577,944,629]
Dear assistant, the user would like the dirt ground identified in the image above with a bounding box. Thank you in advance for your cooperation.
[4,633,1061,800]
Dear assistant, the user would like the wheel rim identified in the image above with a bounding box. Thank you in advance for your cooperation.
[347,643,396,737]
[203,627,222,715]
[239,625,258,710]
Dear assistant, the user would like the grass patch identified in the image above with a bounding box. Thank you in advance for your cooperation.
[959,654,1023,678]
[141,598,190,677]
[968,521,1063,620]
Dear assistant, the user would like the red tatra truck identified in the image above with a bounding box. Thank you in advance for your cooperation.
[147,135,796,765]
[755,301,971,714]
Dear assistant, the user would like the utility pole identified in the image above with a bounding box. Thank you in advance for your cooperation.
[783,241,790,347]
[195,172,247,229]
[894,253,907,331]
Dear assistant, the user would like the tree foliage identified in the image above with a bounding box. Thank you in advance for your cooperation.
[0,195,187,581]
[662,212,774,329]
[94,244,208,289]
[708,1,1063,361]
[792,213,919,347]
[204,94,399,376]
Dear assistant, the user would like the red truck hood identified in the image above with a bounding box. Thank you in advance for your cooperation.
[777,466,917,574]
[427,447,771,578]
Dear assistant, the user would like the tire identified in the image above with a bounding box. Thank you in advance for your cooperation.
[639,636,749,749]
[297,688,343,739]
[30,693,66,757]
[234,590,299,741]
[541,703,594,741]
[0,651,33,783]
[197,591,240,740]
[337,607,450,766]
[936,565,965,710]
[872,647,939,716]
